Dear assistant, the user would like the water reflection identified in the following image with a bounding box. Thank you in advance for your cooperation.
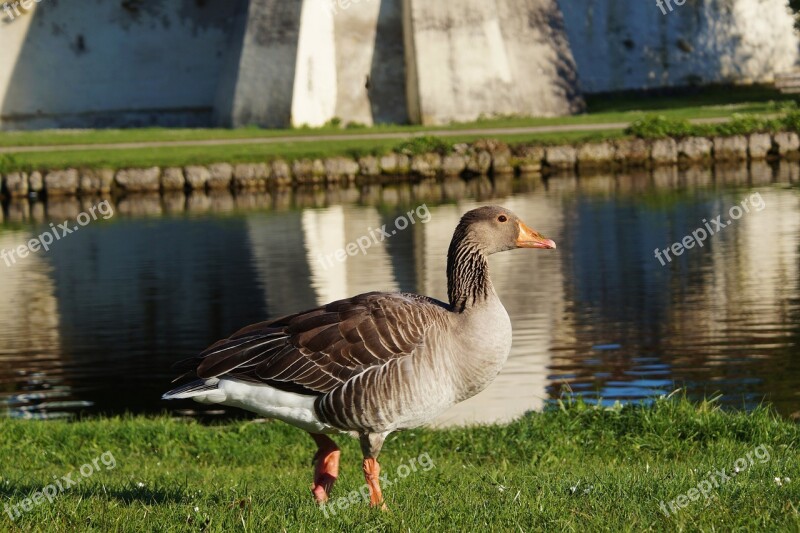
[0,229,75,418]
[0,163,798,423]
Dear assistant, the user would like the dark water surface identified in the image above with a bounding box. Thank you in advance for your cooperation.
[1,164,798,424]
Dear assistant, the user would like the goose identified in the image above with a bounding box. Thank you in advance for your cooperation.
[163,205,556,508]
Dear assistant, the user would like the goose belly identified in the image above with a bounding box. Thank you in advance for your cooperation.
[199,378,336,434]
[317,356,458,433]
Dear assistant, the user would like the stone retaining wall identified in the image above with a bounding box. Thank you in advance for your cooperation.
[2,132,799,198]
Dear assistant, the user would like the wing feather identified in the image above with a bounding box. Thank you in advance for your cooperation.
[171,292,449,396]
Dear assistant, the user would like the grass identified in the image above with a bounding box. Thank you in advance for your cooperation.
[0,397,797,532]
[0,85,793,147]
[0,130,628,174]
[624,108,800,139]
[0,85,795,174]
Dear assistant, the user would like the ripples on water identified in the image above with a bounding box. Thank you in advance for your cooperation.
[0,163,798,424]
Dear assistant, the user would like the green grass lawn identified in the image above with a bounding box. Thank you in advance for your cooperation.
[0,129,629,173]
[0,84,796,173]
[0,84,793,148]
[1,397,797,532]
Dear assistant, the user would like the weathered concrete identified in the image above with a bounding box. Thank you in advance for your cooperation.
[403,0,583,125]
[559,0,799,92]
[332,0,407,126]
[215,0,304,128]
[217,0,405,128]
[1,1,246,129]
[1,1,798,129]
[290,0,337,127]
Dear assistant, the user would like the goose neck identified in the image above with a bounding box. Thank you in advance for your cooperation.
[446,237,492,312]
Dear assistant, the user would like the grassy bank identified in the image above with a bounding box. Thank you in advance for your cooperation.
[0,398,797,532]
[0,84,792,148]
[0,129,629,174]
[0,85,795,173]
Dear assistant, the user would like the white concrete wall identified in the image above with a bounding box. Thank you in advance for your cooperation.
[333,0,407,125]
[559,0,800,93]
[404,0,583,125]
[1,0,797,129]
[224,0,407,128]
[218,0,304,128]
[291,0,338,127]
[0,0,246,129]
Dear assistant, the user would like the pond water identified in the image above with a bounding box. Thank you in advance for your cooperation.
[1,163,798,425]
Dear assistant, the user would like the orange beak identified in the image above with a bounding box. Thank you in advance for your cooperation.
[515,221,557,249]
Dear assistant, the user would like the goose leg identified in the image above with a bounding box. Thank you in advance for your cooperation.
[309,433,340,503]
[359,433,389,510]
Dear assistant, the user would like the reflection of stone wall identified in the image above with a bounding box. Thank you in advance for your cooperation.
[0,229,66,417]
[0,230,61,356]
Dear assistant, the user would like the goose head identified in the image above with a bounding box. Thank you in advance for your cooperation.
[451,205,556,255]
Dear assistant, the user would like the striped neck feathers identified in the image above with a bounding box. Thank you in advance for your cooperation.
[446,229,492,312]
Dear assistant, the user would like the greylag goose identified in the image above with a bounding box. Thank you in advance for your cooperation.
[163,205,556,507]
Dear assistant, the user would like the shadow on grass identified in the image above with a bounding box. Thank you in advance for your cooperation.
[586,83,797,113]
[0,483,187,506]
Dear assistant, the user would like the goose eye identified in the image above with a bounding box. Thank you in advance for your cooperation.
[497,215,507,222]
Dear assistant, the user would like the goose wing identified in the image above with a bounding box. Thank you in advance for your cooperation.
[172,291,448,395]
